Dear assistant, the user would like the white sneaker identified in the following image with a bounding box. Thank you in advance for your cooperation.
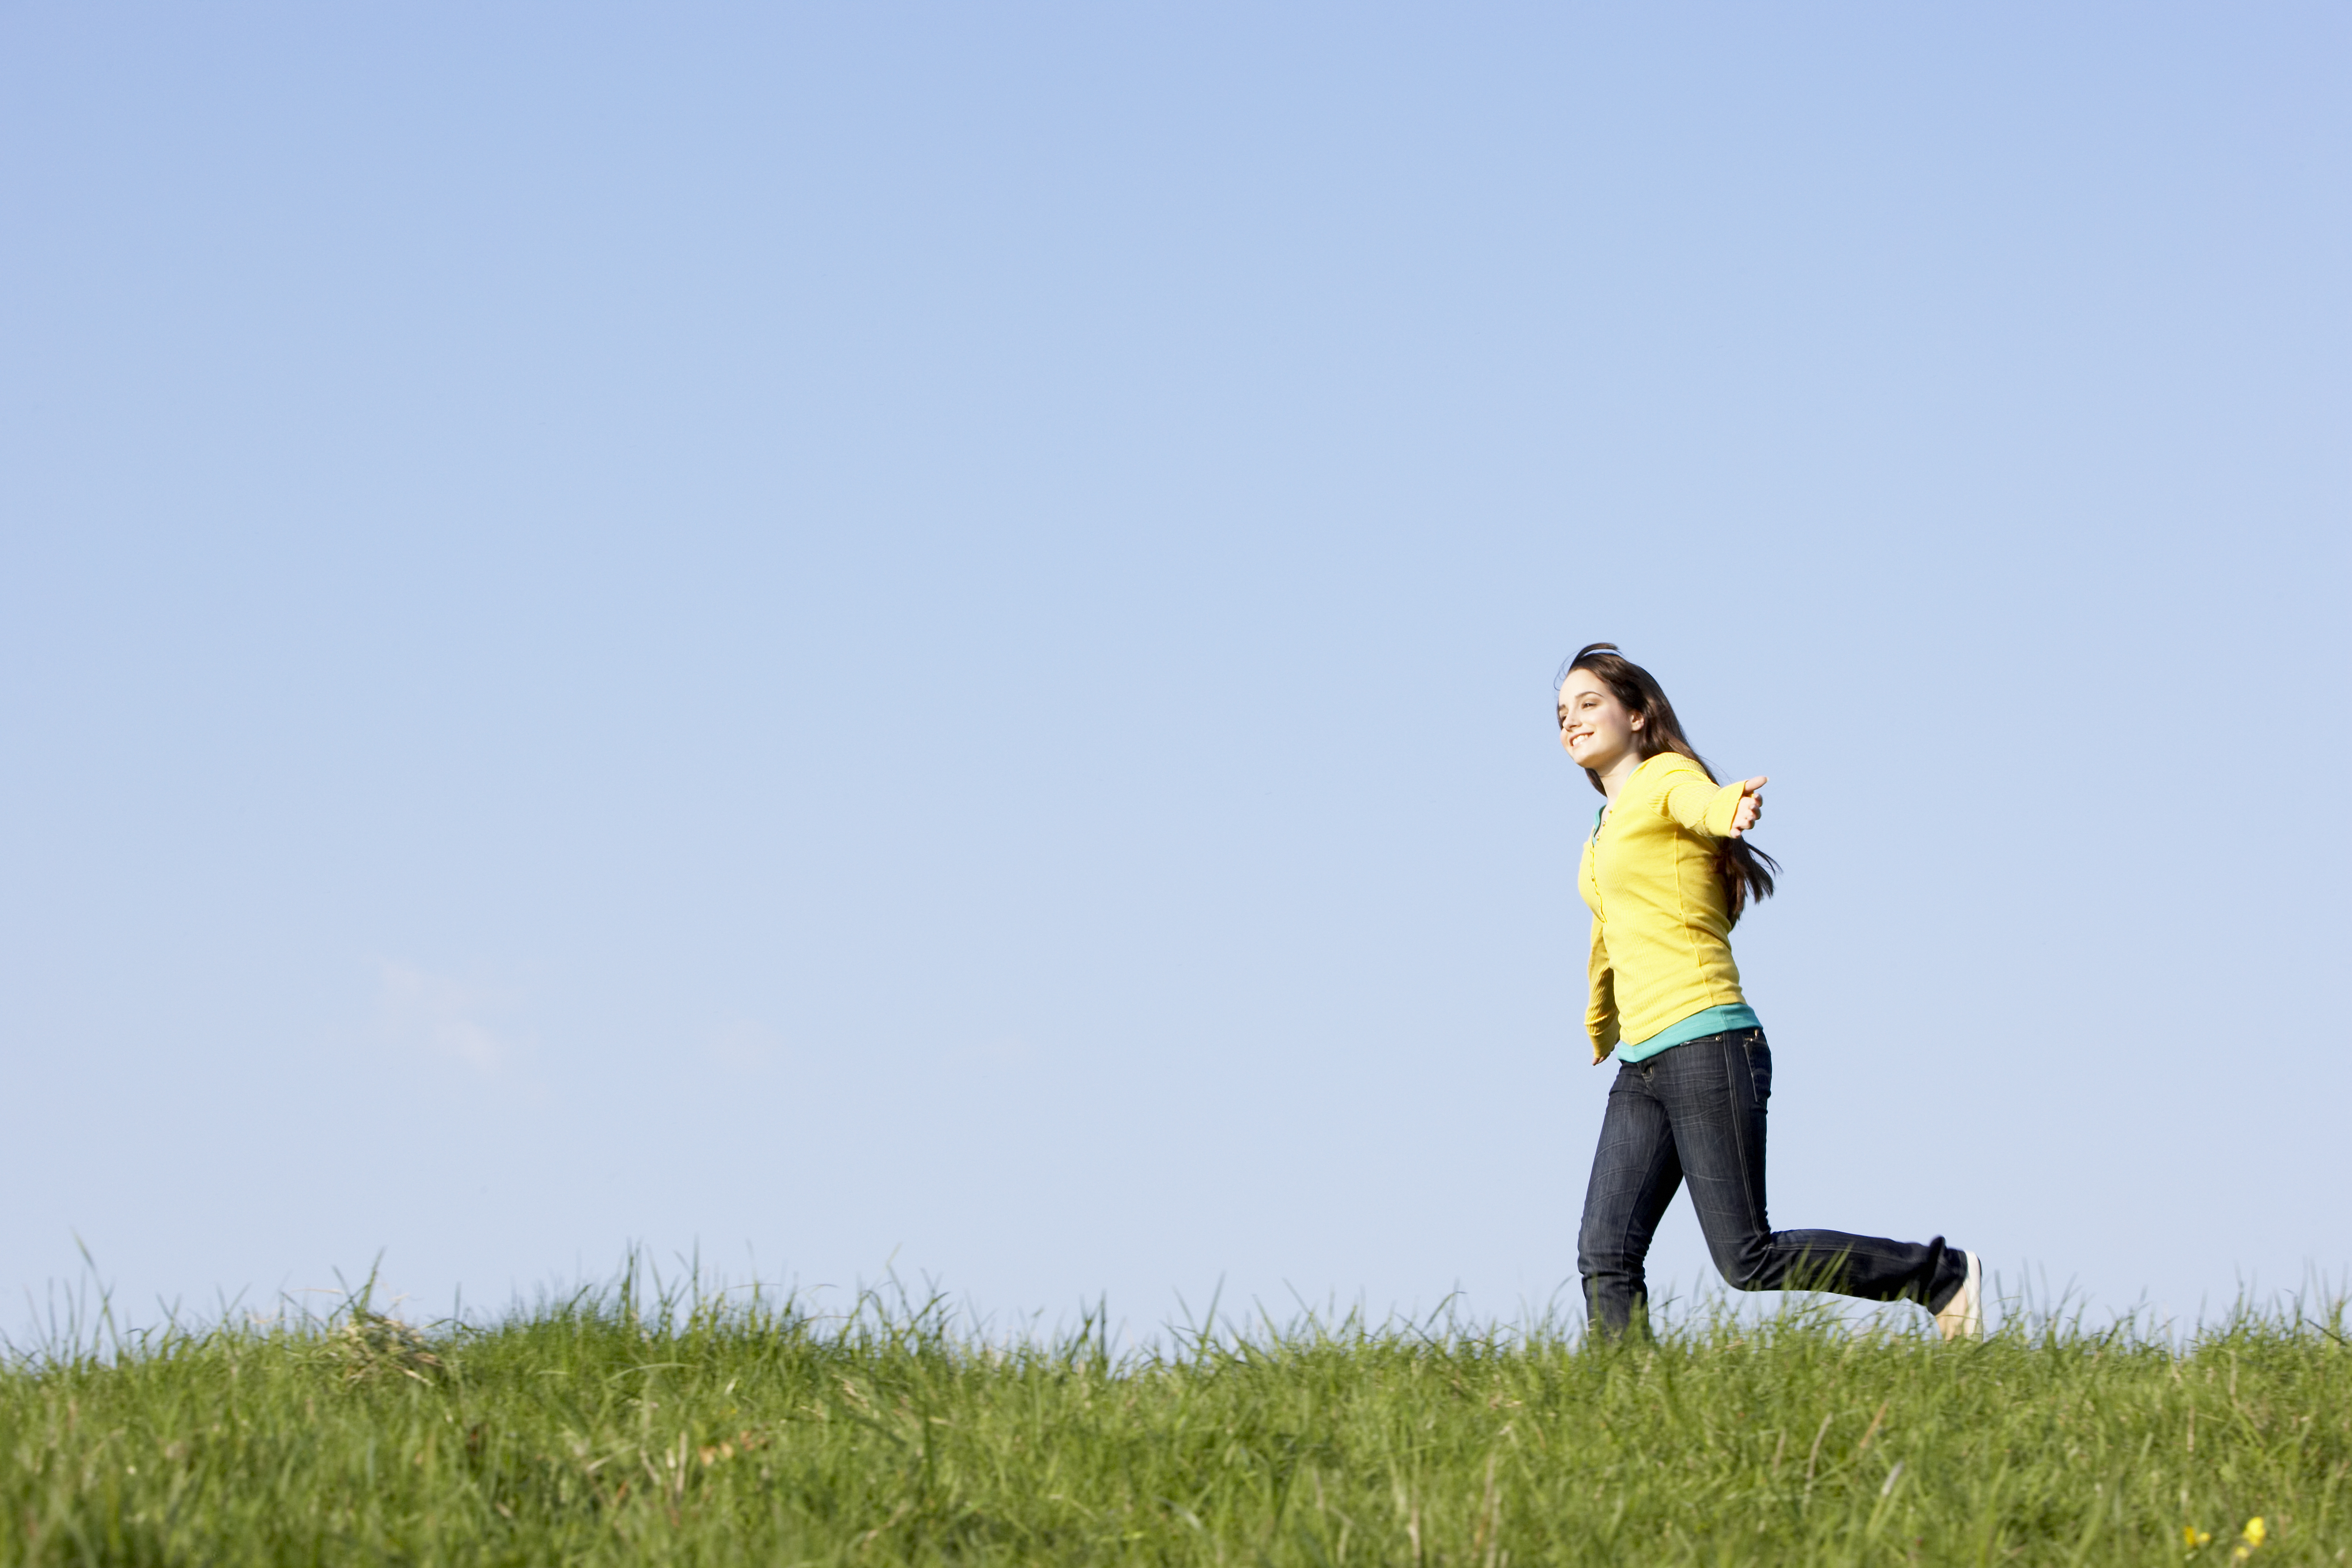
[1935,1251,1984,1341]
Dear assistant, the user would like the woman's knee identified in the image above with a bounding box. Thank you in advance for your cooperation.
[1710,1243,1773,1292]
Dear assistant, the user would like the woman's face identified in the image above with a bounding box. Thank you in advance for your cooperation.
[1557,669,1642,772]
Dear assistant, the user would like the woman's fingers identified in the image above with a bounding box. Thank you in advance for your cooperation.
[1724,775,1767,836]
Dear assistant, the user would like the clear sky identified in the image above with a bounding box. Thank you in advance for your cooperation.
[2,3,2344,1340]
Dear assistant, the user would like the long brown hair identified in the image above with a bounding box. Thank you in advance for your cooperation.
[1559,642,1779,926]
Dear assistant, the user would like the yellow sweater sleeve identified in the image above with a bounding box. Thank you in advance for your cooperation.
[1657,771,1747,838]
[1586,918,1619,1064]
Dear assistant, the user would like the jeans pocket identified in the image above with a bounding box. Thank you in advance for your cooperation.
[1742,1034,1772,1107]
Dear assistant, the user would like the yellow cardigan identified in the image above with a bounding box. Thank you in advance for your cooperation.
[1579,752,1751,1063]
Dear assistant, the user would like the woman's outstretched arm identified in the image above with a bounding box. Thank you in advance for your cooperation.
[1656,767,1768,839]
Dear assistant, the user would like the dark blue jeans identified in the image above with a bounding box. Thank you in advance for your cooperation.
[1576,1029,1966,1337]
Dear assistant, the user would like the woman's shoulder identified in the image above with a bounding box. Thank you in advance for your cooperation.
[1628,751,1715,797]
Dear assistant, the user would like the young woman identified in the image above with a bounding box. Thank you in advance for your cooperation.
[1557,643,1982,1340]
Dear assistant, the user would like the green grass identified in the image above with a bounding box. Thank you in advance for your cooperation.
[3,1270,2347,1565]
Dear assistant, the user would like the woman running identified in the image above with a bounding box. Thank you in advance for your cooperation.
[1558,643,1983,1340]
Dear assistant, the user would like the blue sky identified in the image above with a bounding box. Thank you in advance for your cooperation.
[2,2,2344,1339]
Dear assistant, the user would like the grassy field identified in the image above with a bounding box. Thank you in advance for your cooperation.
[2,1273,2346,1566]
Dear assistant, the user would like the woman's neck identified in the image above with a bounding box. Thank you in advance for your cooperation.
[1596,748,1650,804]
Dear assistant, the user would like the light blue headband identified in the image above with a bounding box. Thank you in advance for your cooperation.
[1553,647,1625,691]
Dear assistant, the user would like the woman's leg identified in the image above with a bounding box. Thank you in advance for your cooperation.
[1576,1060,1682,1337]
[1650,1030,1970,1309]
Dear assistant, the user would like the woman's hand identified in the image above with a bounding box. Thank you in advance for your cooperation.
[1730,776,1767,836]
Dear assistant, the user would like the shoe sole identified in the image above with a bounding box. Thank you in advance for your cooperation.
[1936,1251,1984,1340]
